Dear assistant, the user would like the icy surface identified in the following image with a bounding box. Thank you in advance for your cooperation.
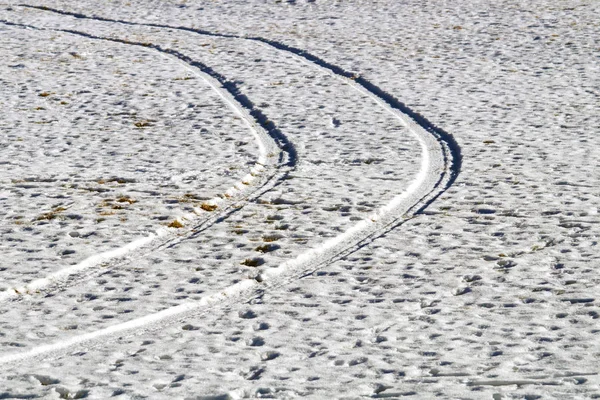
[0,0,599,398]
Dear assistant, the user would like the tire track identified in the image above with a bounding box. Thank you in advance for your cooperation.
[0,19,296,302]
[0,9,461,365]
[14,3,462,250]
[19,3,461,192]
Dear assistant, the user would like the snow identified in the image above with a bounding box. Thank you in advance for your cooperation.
[1,0,599,398]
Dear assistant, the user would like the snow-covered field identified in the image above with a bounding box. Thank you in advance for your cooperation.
[0,0,599,398]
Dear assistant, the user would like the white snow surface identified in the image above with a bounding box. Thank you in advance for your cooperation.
[0,0,599,398]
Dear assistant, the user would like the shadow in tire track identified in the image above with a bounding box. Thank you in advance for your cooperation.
[0,7,463,365]
[19,4,461,213]
[0,18,297,295]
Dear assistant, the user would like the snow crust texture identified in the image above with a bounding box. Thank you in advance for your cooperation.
[0,0,599,399]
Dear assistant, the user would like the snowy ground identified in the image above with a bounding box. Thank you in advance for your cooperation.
[0,0,599,398]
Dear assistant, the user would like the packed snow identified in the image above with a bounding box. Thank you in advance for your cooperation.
[0,0,599,398]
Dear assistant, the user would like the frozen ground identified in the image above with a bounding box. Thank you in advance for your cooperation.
[0,0,599,398]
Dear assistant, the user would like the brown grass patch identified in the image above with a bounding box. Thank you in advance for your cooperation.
[36,206,66,221]
[200,203,218,212]
[241,258,264,267]
[168,220,184,228]
[116,196,136,204]
[134,120,154,128]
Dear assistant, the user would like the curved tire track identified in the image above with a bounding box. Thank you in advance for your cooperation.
[0,8,461,366]
[20,3,461,190]
[0,19,295,302]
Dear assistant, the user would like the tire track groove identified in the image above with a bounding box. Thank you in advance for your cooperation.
[20,3,461,197]
[0,19,295,301]
[0,8,461,366]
